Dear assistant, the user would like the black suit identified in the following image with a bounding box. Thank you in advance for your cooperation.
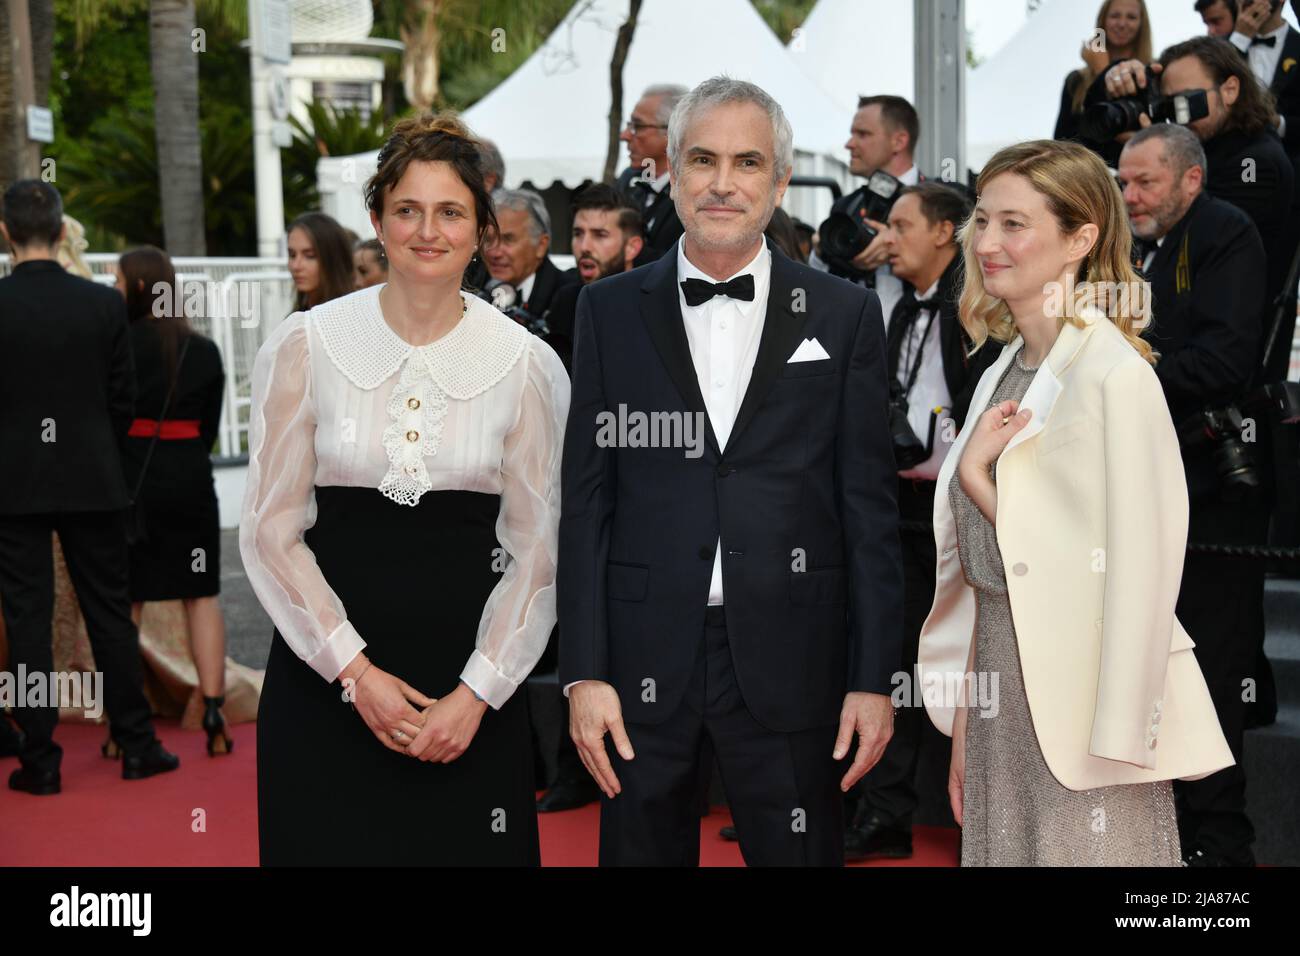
[856,254,1000,829]
[616,167,685,267]
[1237,23,1300,156]
[0,260,159,773]
[558,239,904,864]
[1145,192,1268,864]
[518,256,577,318]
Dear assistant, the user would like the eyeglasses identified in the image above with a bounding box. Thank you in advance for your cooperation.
[624,119,667,134]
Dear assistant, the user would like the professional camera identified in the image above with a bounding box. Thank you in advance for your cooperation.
[1177,383,1300,504]
[817,170,904,280]
[1079,65,1210,141]
[888,376,941,471]
[481,281,550,337]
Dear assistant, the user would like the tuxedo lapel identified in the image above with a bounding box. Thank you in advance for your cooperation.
[638,253,721,458]
[728,242,807,451]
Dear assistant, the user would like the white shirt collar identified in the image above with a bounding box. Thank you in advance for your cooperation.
[899,164,920,186]
[648,169,671,194]
[518,270,537,304]
[310,284,530,397]
[917,277,940,301]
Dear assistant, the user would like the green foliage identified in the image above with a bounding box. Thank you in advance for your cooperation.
[282,101,391,219]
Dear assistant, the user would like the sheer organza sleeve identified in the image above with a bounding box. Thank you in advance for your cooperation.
[239,314,366,682]
[460,337,571,708]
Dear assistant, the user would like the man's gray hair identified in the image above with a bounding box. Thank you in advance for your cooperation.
[493,187,551,240]
[667,76,795,183]
[477,138,505,187]
[1125,123,1207,180]
[642,83,688,125]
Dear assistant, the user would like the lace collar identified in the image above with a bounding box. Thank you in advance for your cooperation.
[310,284,530,399]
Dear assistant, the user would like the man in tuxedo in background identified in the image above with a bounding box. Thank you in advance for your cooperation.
[482,187,576,318]
[0,180,178,794]
[615,84,687,266]
[842,183,1000,859]
[541,183,644,373]
[559,77,904,866]
[1227,0,1300,155]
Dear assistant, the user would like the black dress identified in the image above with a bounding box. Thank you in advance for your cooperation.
[121,322,224,601]
[242,287,567,866]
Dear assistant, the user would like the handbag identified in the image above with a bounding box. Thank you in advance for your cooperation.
[126,335,192,546]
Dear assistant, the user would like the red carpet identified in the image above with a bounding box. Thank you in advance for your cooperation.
[0,720,959,866]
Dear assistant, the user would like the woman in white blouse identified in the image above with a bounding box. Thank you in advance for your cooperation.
[240,113,570,865]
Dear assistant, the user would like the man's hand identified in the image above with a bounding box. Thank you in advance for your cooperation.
[1236,0,1271,38]
[569,681,635,798]
[1104,59,1161,99]
[833,691,895,791]
[850,220,893,271]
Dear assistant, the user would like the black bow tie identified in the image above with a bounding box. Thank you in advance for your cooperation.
[680,274,755,307]
[1251,34,1277,47]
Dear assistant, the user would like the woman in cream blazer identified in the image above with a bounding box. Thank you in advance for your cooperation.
[917,140,1231,865]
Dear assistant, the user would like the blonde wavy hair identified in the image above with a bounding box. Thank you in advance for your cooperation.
[957,139,1157,366]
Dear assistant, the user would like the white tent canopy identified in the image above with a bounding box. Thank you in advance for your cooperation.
[966,0,1230,171]
[785,0,915,112]
[318,0,855,235]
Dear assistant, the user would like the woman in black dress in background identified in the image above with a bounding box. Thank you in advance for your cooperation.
[114,246,232,756]
[241,112,568,865]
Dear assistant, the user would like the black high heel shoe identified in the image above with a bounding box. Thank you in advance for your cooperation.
[202,696,232,756]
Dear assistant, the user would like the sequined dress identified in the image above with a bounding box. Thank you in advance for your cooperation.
[948,343,1181,866]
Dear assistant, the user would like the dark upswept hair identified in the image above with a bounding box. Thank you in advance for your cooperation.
[118,245,194,395]
[1193,0,1236,16]
[1158,35,1278,138]
[897,182,974,245]
[365,111,499,251]
[572,182,644,239]
[286,211,356,311]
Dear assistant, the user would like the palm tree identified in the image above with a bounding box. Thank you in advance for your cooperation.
[55,0,244,255]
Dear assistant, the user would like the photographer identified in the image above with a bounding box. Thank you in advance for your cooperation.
[1097,36,1297,382]
[1119,123,1267,866]
[812,95,924,323]
[843,184,999,860]
[481,187,578,334]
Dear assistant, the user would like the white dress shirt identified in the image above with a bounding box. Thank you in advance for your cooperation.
[892,276,953,481]
[239,285,570,708]
[677,237,771,604]
[562,238,770,696]
[517,269,537,305]
[1230,22,1290,137]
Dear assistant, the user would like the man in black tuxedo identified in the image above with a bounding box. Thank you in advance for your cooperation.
[0,180,178,794]
[482,187,577,319]
[1120,125,1267,866]
[843,183,1000,860]
[1227,0,1300,154]
[558,77,904,866]
[614,84,687,266]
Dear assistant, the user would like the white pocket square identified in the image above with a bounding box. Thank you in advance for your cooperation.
[787,337,831,363]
